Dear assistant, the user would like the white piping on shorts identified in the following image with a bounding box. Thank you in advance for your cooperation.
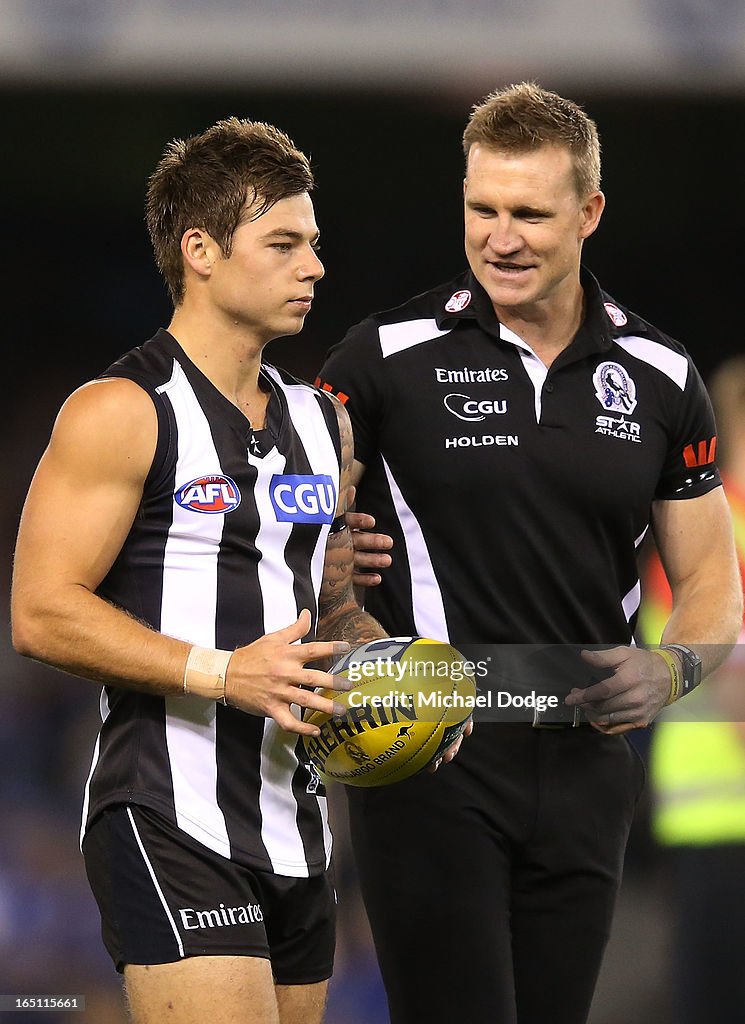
[126,807,185,958]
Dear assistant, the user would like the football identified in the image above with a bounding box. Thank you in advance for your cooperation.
[302,636,477,787]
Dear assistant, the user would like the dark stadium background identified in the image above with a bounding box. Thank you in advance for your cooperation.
[1,82,743,1023]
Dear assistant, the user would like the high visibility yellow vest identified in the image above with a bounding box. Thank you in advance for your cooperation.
[643,478,745,846]
[650,712,745,845]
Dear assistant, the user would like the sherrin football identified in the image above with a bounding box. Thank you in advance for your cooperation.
[302,637,477,787]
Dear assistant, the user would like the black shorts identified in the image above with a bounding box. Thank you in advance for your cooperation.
[82,803,336,984]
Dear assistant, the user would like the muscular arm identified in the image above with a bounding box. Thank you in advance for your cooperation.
[11,378,187,692]
[568,487,743,732]
[316,404,386,646]
[654,488,743,670]
[12,379,349,735]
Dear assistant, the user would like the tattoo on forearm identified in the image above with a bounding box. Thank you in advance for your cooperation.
[337,403,354,491]
[318,524,385,646]
[319,531,351,603]
[315,397,386,649]
[317,605,386,646]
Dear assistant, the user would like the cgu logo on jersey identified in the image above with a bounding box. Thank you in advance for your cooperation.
[175,475,241,514]
[444,393,508,422]
[270,474,337,524]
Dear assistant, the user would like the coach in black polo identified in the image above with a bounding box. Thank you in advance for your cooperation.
[319,83,742,1024]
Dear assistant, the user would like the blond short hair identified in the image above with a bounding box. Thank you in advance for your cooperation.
[463,81,601,198]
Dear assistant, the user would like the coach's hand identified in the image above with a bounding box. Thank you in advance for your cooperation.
[428,717,474,772]
[224,609,351,736]
[565,646,672,735]
[346,487,393,588]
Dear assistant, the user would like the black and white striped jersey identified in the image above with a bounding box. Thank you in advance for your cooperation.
[82,329,341,877]
[318,268,720,647]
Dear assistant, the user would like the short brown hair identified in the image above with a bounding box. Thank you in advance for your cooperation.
[463,81,601,198]
[146,117,314,305]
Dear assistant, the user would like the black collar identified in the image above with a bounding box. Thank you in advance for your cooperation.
[434,266,650,364]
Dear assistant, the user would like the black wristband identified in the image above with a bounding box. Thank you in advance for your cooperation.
[329,513,348,535]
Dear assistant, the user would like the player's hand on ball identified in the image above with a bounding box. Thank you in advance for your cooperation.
[224,609,351,736]
[303,637,476,786]
[346,487,393,587]
[565,646,672,735]
[428,716,473,772]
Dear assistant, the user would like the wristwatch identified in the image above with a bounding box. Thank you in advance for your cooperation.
[661,644,702,696]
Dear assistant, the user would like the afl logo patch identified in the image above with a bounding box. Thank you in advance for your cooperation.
[603,302,628,327]
[445,290,472,313]
[175,475,241,514]
[593,362,638,415]
[270,474,336,524]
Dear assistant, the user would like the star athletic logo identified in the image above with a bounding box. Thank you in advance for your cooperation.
[595,414,642,444]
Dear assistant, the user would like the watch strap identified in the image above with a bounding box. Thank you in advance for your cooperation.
[660,643,702,696]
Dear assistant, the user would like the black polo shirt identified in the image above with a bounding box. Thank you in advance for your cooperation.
[318,269,719,646]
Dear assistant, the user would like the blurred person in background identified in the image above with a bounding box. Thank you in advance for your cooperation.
[318,82,742,1024]
[10,117,385,1024]
[642,354,745,1024]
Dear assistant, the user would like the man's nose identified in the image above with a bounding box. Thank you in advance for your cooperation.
[487,218,522,254]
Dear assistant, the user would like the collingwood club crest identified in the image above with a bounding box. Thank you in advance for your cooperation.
[593,362,638,415]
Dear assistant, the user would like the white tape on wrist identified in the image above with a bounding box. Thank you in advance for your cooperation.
[183,646,234,703]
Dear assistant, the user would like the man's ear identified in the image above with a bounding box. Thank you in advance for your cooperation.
[579,191,605,241]
[181,227,214,280]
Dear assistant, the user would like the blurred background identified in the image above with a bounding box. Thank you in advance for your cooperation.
[2,0,745,1021]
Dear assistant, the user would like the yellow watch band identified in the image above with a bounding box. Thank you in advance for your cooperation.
[654,647,682,705]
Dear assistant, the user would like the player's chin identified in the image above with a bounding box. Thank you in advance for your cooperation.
[480,278,534,309]
[271,318,305,340]
[282,312,309,333]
